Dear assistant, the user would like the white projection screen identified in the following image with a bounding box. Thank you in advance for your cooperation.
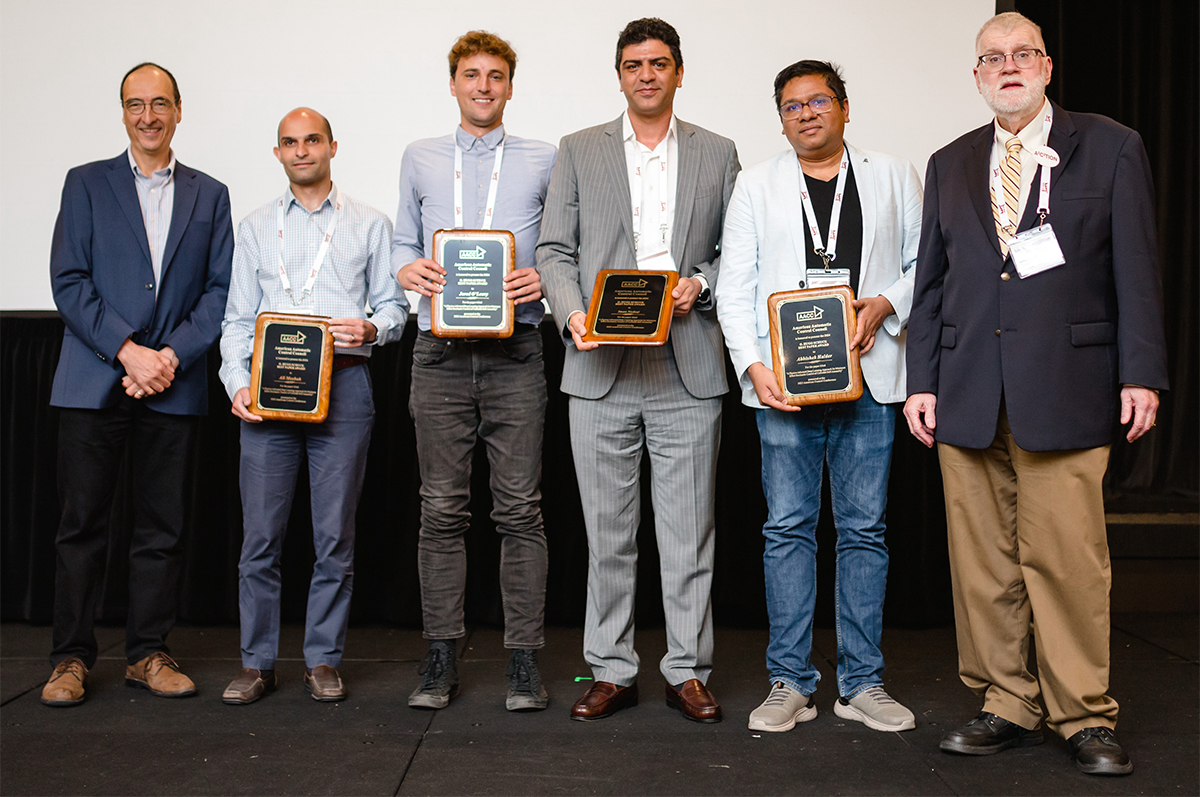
[0,0,995,310]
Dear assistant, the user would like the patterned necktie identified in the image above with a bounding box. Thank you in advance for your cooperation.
[991,136,1022,256]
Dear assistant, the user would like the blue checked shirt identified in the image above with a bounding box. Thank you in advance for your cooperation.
[391,125,557,330]
[219,183,408,400]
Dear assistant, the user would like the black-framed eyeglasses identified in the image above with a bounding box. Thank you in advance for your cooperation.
[123,98,175,115]
[977,49,1044,71]
[779,95,842,119]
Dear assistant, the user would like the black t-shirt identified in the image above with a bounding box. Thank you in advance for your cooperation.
[800,161,863,295]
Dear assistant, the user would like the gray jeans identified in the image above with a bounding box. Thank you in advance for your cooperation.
[409,327,548,648]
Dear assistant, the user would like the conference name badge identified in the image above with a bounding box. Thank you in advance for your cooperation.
[1009,224,1066,279]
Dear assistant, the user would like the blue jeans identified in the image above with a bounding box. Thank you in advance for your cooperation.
[756,385,895,698]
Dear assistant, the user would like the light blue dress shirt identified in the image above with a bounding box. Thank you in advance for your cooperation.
[219,183,409,399]
[391,125,557,331]
[127,148,175,297]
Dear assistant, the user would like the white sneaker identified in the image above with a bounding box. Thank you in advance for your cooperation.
[834,685,916,731]
[747,682,817,732]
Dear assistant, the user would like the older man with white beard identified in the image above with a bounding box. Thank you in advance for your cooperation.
[904,12,1167,776]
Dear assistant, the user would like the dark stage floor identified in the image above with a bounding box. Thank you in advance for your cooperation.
[1,617,1196,796]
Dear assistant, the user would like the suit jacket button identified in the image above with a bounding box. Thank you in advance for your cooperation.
[146,283,154,290]
[1000,272,1011,281]
[995,329,1002,336]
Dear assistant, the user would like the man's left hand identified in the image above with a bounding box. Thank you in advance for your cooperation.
[850,295,895,355]
[1120,385,1159,442]
[672,276,703,317]
[504,267,542,305]
[330,318,377,349]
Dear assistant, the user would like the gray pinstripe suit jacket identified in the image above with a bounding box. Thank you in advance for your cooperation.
[536,115,741,400]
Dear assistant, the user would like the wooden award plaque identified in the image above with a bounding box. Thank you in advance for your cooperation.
[581,269,679,346]
[767,286,863,406]
[249,312,334,422]
[431,229,516,338]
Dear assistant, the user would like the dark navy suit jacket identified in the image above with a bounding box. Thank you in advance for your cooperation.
[907,102,1168,451]
[50,152,233,415]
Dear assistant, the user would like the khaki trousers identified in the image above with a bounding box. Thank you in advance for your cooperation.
[937,406,1116,739]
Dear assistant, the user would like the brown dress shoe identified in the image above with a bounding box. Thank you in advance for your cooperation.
[666,679,723,723]
[570,681,638,721]
[304,665,346,702]
[42,658,88,706]
[223,668,276,705]
[125,652,196,697]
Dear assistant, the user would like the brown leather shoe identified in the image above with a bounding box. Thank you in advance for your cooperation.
[304,665,346,702]
[666,679,723,723]
[41,658,88,706]
[125,652,196,697]
[223,668,276,705]
[570,681,638,721]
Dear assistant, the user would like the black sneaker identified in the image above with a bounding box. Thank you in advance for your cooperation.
[505,649,548,711]
[408,640,459,709]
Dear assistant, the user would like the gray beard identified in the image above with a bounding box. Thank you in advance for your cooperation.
[982,77,1046,118]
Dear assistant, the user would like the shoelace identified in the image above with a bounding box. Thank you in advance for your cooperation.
[859,687,897,706]
[1075,727,1118,746]
[50,660,85,682]
[146,652,179,676]
[763,683,794,706]
[506,651,541,694]
[418,647,451,689]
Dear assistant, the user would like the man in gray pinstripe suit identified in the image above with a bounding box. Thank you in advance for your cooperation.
[536,18,740,723]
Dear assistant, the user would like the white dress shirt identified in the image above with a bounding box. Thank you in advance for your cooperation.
[990,98,1051,223]
[622,112,678,270]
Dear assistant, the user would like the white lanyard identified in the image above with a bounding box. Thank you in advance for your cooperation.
[630,141,671,256]
[992,104,1056,231]
[797,149,850,268]
[454,134,505,230]
[276,187,342,305]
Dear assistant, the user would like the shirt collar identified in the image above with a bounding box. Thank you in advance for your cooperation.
[456,124,506,152]
[622,112,677,150]
[127,147,176,179]
[284,182,338,213]
[993,97,1050,149]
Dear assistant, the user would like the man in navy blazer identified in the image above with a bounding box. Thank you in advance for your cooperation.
[42,63,232,707]
[904,13,1168,775]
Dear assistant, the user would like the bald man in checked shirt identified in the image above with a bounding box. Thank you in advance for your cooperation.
[218,108,407,705]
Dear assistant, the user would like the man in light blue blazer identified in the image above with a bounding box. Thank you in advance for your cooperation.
[717,60,922,734]
[42,63,232,707]
[537,18,739,723]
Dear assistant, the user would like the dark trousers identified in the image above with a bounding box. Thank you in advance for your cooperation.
[52,400,198,668]
[409,327,548,649]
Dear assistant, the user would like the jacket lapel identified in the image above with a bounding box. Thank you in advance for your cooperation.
[671,119,698,270]
[601,116,635,254]
[781,154,811,273]
[161,163,198,282]
[106,156,153,268]
[848,143,876,289]
[967,123,1003,258]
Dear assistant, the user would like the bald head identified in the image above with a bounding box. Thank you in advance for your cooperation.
[277,107,332,145]
[975,12,1046,56]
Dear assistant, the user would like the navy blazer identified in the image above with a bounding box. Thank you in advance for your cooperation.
[50,152,233,415]
[907,103,1168,451]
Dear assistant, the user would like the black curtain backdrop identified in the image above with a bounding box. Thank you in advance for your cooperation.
[2,0,1195,634]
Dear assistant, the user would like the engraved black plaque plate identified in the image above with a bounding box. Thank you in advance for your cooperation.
[767,287,863,406]
[432,229,515,338]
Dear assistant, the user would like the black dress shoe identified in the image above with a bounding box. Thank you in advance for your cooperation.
[940,711,1044,755]
[1069,727,1133,775]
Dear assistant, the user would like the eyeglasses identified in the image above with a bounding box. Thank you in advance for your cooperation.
[123,98,176,115]
[977,49,1044,72]
[779,95,842,119]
